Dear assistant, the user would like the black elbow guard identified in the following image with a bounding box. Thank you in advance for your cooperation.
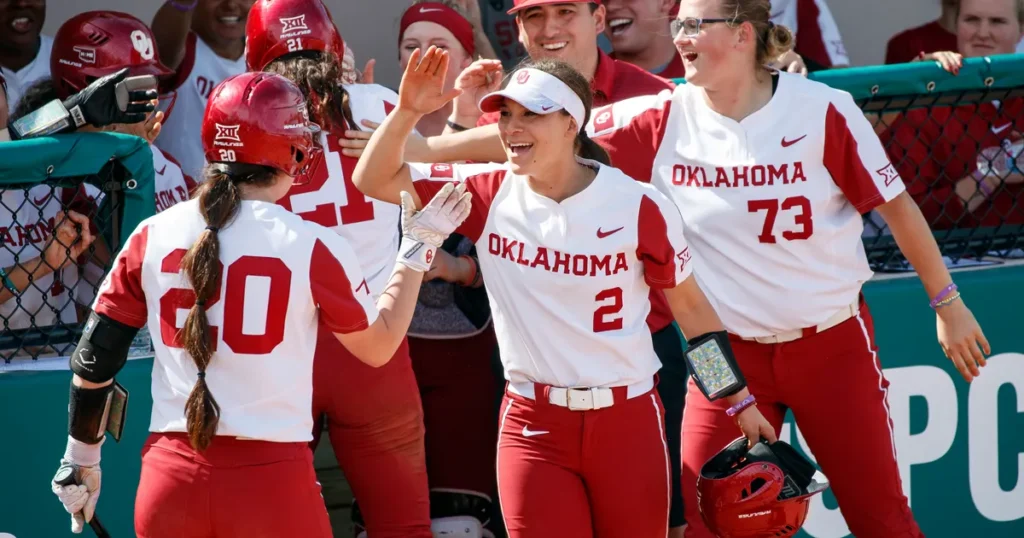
[70,312,139,383]
[684,330,747,401]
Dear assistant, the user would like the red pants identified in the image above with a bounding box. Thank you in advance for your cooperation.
[681,301,923,538]
[409,329,500,496]
[311,329,431,538]
[134,433,331,538]
[497,382,670,538]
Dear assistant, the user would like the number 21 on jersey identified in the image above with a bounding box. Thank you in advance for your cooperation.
[278,134,375,228]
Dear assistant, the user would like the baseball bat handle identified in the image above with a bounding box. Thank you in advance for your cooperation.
[53,464,110,537]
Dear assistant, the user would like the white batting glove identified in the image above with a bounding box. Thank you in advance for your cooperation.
[52,436,103,533]
[397,182,472,272]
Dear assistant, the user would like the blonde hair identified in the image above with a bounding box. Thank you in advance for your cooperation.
[721,0,795,65]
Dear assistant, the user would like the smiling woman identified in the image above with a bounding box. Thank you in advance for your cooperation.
[353,46,776,538]
[0,0,53,111]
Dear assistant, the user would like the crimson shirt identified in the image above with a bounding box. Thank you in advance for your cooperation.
[610,51,686,81]
[881,98,1024,228]
[885,20,958,65]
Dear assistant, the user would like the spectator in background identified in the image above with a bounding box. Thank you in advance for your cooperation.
[400,1,497,136]
[604,0,687,78]
[882,0,1024,229]
[885,0,960,64]
[151,0,251,179]
[769,0,849,70]
[452,0,674,130]
[603,0,808,79]
[0,0,52,111]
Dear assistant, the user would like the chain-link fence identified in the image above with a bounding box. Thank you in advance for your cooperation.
[0,132,155,364]
[810,54,1024,271]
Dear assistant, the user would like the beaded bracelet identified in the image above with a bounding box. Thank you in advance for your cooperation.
[167,0,199,12]
[0,267,18,294]
[929,283,958,309]
[726,394,756,417]
[935,292,962,309]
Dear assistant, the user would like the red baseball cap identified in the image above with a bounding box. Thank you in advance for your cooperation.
[508,0,601,15]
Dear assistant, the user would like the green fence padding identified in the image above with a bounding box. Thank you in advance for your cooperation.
[671,53,1024,101]
[0,132,156,245]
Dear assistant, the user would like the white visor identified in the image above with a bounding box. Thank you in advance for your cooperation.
[478,68,586,131]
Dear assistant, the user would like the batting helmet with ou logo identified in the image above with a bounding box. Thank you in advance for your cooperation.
[201,72,323,180]
[245,0,345,71]
[50,11,173,100]
[697,438,829,538]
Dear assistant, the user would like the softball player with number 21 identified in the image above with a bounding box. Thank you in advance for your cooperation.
[354,45,775,538]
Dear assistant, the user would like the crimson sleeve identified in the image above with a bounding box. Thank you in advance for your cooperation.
[407,163,508,243]
[822,94,907,214]
[587,92,674,184]
[636,194,693,289]
[310,237,378,334]
[94,224,150,328]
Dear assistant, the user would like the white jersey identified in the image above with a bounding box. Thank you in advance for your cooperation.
[770,0,849,67]
[152,146,197,213]
[588,73,905,338]
[1,35,53,112]
[0,184,78,334]
[409,160,692,388]
[156,33,246,179]
[278,83,402,299]
[93,199,378,442]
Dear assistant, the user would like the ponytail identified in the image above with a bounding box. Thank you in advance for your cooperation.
[178,163,274,451]
[266,52,359,132]
[575,130,611,166]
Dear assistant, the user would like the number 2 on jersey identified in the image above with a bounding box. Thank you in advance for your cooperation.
[158,249,292,354]
[747,196,813,244]
[593,287,624,332]
[279,134,375,227]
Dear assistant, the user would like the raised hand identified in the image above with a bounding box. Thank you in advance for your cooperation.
[398,46,464,117]
[450,59,504,123]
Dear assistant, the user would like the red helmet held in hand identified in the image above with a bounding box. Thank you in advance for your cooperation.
[202,72,322,179]
[50,11,174,100]
[245,0,345,71]
[697,438,829,538]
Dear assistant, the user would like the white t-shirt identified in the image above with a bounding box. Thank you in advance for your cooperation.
[588,73,905,338]
[0,34,54,112]
[278,83,402,300]
[156,33,246,180]
[0,184,79,334]
[93,199,377,442]
[409,160,692,388]
[770,0,849,67]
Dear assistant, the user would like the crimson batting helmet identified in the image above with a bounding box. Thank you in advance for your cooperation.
[245,0,345,71]
[697,438,829,538]
[202,72,322,179]
[50,11,173,100]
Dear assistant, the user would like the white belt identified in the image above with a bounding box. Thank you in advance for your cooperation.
[507,377,655,411]
[742,301,860,344]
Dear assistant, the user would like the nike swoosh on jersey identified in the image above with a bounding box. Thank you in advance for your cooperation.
[33,194,50,205]
[156,165,167,175]
[991,123,1012,134]
[522,426,550,437]
[597,226,624,238]
[781,135,807,147]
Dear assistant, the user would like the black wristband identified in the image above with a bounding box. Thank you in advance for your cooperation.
[446,119,469,132]
[68,382,115,444]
